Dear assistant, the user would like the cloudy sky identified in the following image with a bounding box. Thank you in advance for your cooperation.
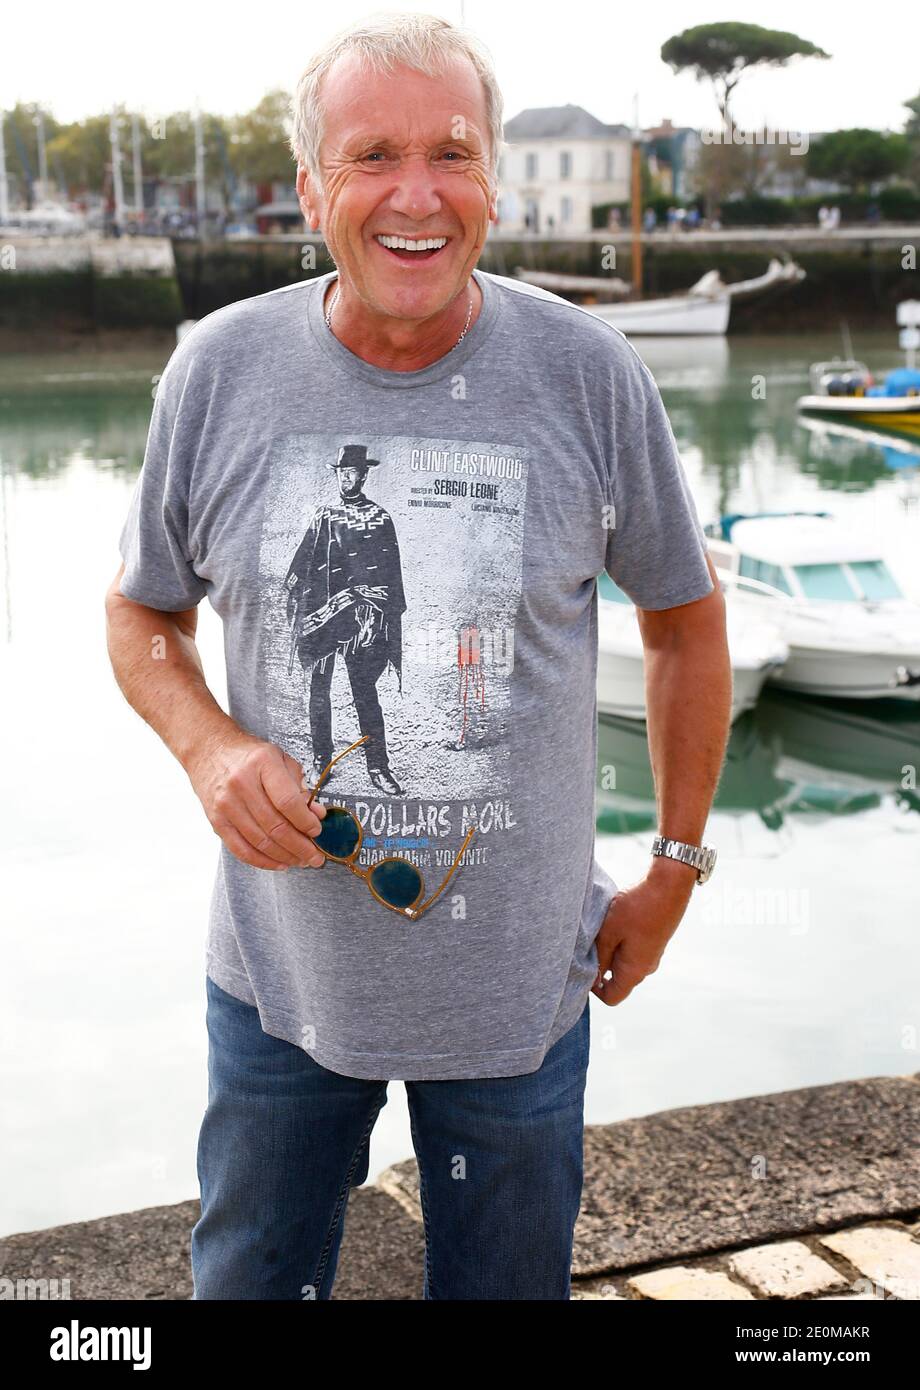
[3,0,916,135]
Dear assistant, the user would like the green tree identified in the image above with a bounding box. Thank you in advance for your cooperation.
[5,102,60,203]
[142,110,234,208]
[142,111,199,179]
[229,89,294,185]
[904,92,920,188]
[807,128,910,193]
[46,115,111,194]
[661,23,829,133]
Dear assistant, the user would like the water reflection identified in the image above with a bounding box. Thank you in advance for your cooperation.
[636,333,918,508]
[597,689,920,835]
[797,414,920,514]
[0,354,161,479]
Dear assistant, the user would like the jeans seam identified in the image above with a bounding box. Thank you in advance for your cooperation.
[311,1096,384,1294]
[406,1092,436,1299]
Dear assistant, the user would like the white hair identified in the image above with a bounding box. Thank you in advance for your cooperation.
[289,10,505,194]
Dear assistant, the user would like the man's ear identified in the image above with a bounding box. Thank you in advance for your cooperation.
[297,165,321,231]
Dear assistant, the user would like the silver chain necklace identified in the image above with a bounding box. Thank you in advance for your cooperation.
[324,280,474,351]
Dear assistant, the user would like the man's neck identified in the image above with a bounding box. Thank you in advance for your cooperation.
[322,276,481,372]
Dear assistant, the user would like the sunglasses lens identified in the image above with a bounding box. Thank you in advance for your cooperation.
[370,859,423,911]
[313,806,360,859]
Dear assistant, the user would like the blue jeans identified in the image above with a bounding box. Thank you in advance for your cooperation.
[191,976,591,1300]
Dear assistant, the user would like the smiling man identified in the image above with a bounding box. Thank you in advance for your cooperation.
[105,11,731,1301]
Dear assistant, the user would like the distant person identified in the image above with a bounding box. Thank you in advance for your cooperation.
[818,204,829,230]
[106,10,730,1303]
[866,201,881,226]
[607,207,621,230]
[830,205,841,230]
[643,206,657,232]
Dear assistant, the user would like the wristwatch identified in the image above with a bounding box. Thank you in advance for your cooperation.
[651,835,717,885]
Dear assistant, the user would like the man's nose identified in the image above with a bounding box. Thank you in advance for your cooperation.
[387,154,443,221]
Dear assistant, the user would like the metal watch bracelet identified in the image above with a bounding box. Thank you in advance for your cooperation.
[650,835,717,885]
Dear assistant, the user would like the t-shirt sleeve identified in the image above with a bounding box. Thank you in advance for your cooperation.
[604,349,714,611]
[117,350,209,612]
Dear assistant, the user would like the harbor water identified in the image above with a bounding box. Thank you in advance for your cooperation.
[2,330,918,1237]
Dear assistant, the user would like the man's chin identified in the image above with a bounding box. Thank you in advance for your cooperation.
[359,272,467,318]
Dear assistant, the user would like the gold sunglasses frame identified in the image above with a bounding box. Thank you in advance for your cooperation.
[304,734,476,920]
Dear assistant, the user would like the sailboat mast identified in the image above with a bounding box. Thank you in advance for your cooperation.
[0,112,9,224]
[194,105,206,237]
[109,109,125,233]
[131,113,144,219]
[630,94,642,297]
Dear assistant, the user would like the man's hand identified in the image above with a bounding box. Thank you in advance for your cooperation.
[591,860,697,1005]
[187,731,328,872]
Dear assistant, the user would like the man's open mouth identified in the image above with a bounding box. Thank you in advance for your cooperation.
[374,234,449,262]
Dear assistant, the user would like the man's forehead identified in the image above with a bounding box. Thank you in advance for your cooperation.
[321,52,487,135]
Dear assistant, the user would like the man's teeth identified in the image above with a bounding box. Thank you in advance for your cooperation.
[376,235,448,251]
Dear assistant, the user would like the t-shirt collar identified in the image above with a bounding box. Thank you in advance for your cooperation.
[306,266,499,389]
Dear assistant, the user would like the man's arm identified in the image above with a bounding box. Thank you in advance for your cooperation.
[592,553,731,1005]
[105,563,326,871]
[639,551,731,852]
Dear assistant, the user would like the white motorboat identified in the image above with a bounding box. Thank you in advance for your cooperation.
[705,512,920,701]
[596,572,788,721]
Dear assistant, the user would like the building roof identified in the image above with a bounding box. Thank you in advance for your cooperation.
[504,104,631,141]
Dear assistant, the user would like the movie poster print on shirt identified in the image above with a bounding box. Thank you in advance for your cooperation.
[258,432,528,875]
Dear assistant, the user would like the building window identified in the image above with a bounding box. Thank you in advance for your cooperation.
[605,149,615,181]
[560,150,572,179]
[561,196,572,223]
[525,151,538,180]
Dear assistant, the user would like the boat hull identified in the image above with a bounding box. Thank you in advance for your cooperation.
[796,394,920,436]
[588,293,731,337]
[766,647,920,700]
[596,616,784,721]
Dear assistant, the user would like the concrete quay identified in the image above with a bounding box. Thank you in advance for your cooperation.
[2,1071,917,1301]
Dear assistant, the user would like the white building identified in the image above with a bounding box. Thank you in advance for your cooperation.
[497,104,632,234]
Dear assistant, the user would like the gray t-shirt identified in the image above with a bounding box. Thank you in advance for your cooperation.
[117,267,713,1080]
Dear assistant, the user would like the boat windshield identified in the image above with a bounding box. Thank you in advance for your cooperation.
[848,560,902,600]
[597,573,631,604]
[793,560,902,601]
[738,554,794,595]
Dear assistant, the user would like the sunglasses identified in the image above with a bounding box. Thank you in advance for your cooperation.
[304,735,476,920]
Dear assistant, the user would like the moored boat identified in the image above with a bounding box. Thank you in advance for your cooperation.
[596,572,788,720]
[705,512,920,701]
[516,259,805,337]
[796,302,920,433]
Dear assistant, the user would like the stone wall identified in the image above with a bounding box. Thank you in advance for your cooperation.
[0,236,183,331]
